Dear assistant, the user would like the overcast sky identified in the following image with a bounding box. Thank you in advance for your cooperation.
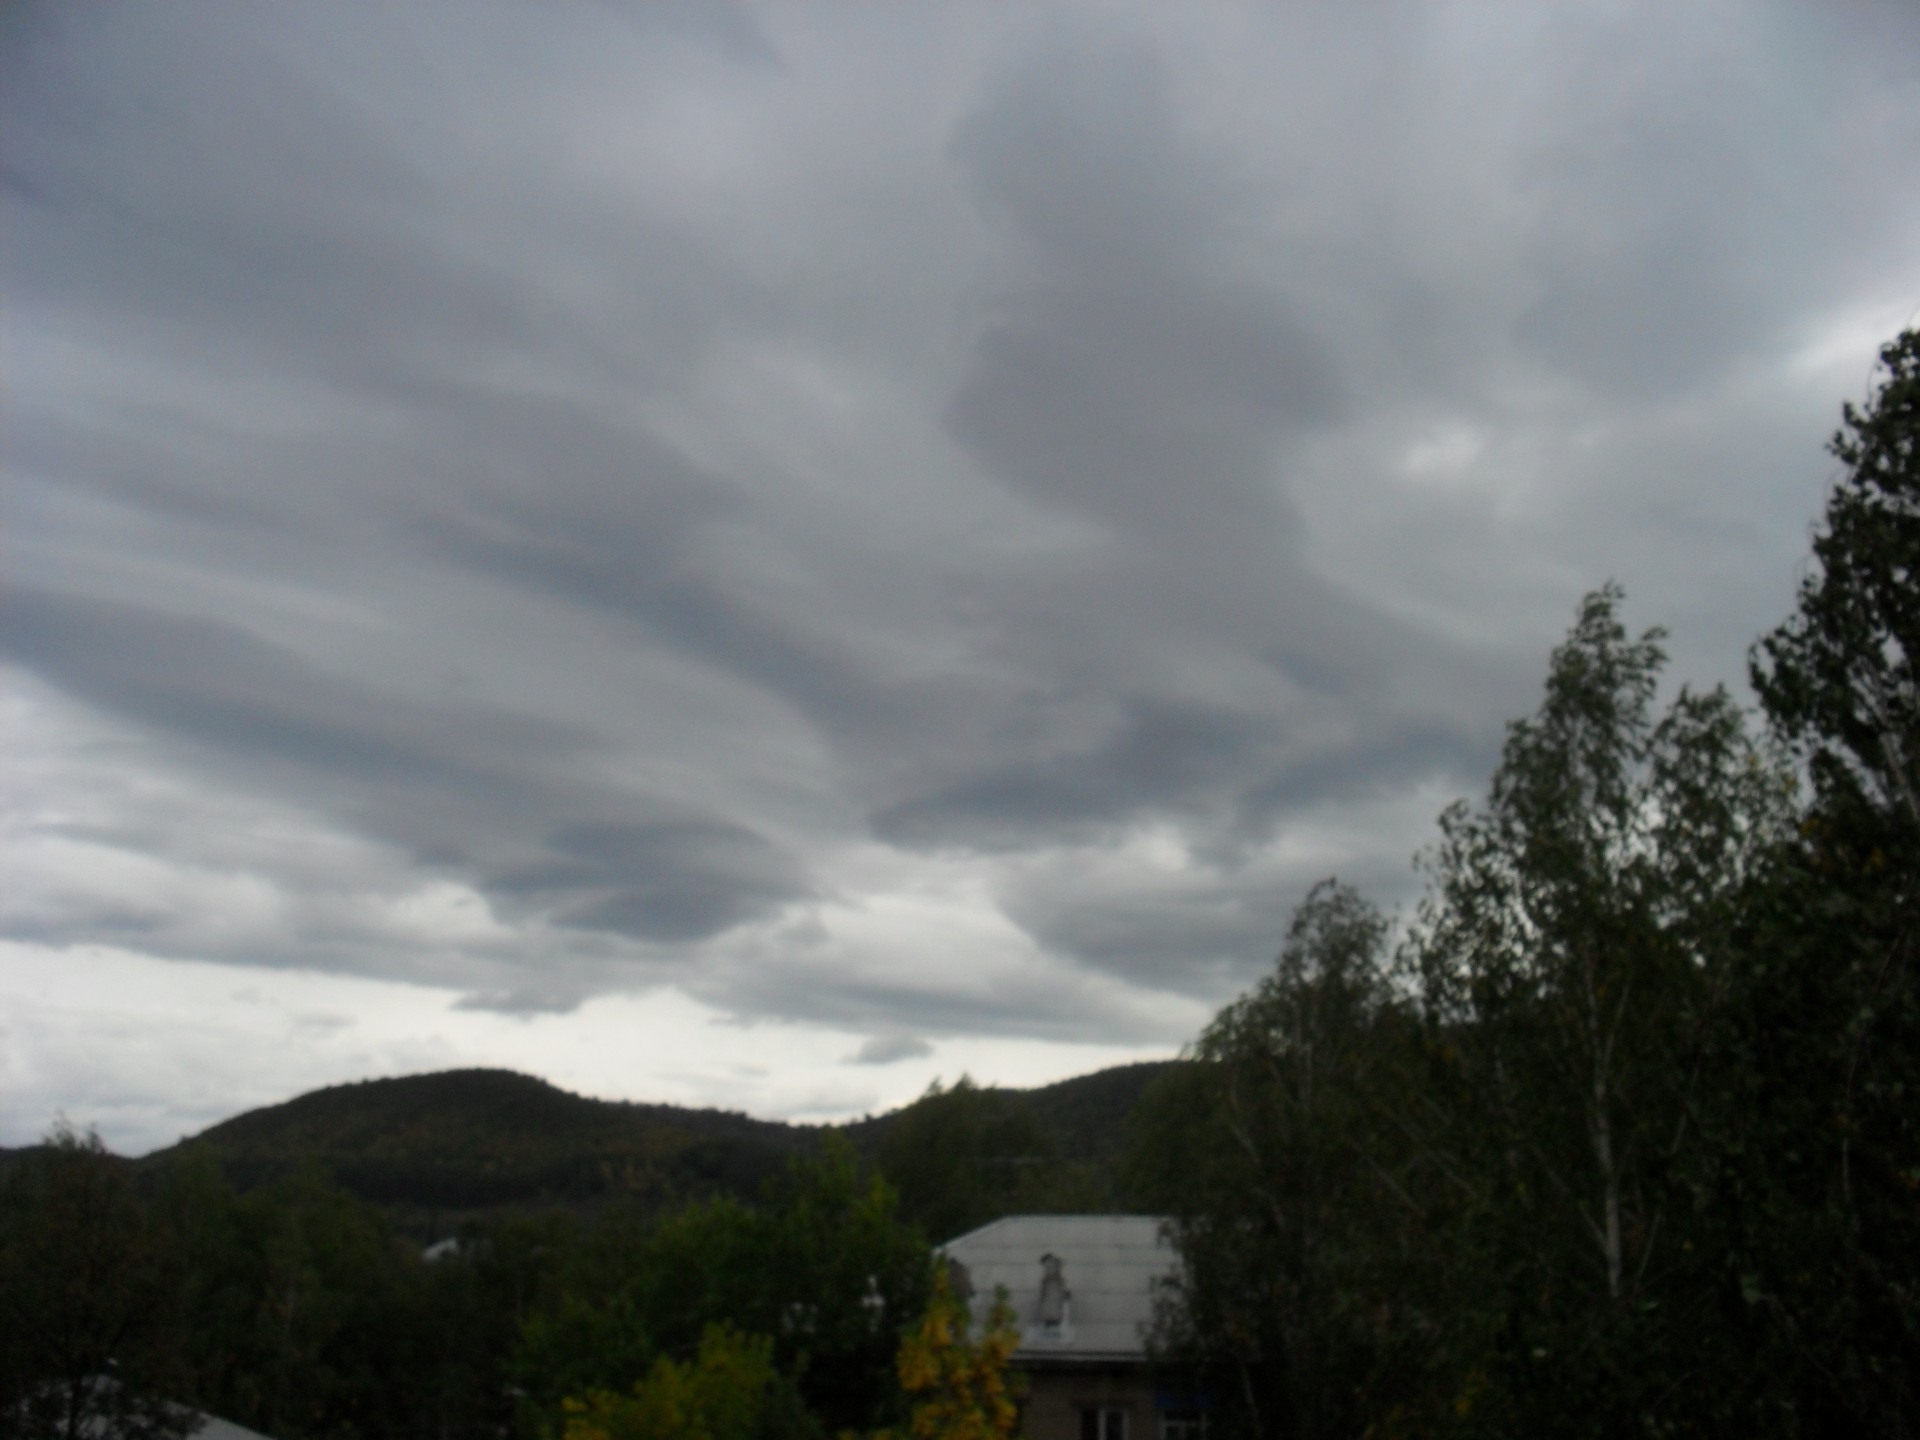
[6,0,1919,1154]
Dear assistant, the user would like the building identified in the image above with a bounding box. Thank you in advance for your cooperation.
[189,1415,281,1440]
[941,1215,1207,1440]
[13,1378,283,1440]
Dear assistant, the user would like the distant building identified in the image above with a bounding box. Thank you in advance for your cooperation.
[941,1215,1207,1440]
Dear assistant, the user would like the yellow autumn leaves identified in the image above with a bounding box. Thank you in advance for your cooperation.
[560,1265,1024,1440]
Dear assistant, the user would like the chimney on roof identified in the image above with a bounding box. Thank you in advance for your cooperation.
[1038,1251,1071,1335]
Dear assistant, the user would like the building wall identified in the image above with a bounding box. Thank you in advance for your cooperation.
[1017,1364,1159,1440]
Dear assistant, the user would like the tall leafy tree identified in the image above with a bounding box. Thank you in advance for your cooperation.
[1753,329,1920,834]
[1134,881,1446,1440]
[1136,587,1792,1435]
[1733,329,1920,1436]
[1404,585,1790,1432]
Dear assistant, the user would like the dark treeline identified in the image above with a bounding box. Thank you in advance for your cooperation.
[0,1129,913,1440]
[0,1073,1138,1440]
[1130,333,1919,1438]
[3,334,1915,1440]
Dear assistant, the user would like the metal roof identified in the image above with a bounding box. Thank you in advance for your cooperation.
[41,1380,283,1440]
[192,1418,280,1440]
[940,1214,1173,1363]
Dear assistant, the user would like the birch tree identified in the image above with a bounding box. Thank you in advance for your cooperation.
[1400,587,1792,1437]
[1136,882,1447,1440]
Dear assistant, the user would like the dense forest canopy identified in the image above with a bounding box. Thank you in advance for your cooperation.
[4,334,1916,1439]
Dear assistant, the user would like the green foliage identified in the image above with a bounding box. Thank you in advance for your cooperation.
[873,1077,1102,1242]
[154,1159,520,1440]
[1133,882,1448,1440]
[0,1134,576,1440]
[1,1126,932,1440]
[515,1136,931,1437]
[1753,329,1920,834]
[560,1325,814,1440]
[0,1065,1169,1440]
[1728,328,1920,1436]
[1403,585,1793,1434]
[146,1063,1173,1240]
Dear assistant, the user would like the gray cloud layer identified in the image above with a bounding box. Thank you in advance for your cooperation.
[7,0,1919,1053]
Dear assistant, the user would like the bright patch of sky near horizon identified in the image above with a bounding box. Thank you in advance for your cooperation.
[0,942,1179,1153]
[5,0,1920,1153]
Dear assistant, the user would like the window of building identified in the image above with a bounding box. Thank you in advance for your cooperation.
[1080,1406,1127,1440]
[1159,1412,1208,1440]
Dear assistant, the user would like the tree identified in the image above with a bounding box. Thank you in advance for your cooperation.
[879,1264,1022,1440]
[875,1079,1069,1243]
[752,1137,934,1430]
[560,1325,811,1440]
[1733,329,1920,1436]
[1137,588,1790,1436]
[515,1138,931,1436]
[1404,584,1792,1431]
[1753,329,1920,834]
[1133,881,1446,1440]
[0,1125,193,1440]
[1413,587,1784,1286]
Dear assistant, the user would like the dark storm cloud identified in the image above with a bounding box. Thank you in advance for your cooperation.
[873,673,1495,859]
[712,957,1175,1048]
[1240,720,1493,815]
[875,30,1497,872]
[7,37,497,374]
[6,0,1920,1072]
[849,1034,934,1066]
[1,1,764,405]
[490,819,810,944]
[1,582,813,965]
[414,436,889,742]
[948,283,1342,544]
[595,0,781,66]
[10,409,287,533]
[873,697,1267,851]
[1004,886,1302,998]
[951,32,1227,279]
[1500,8,1920,400]
[0,583,579,793]
[948,37,1346,545]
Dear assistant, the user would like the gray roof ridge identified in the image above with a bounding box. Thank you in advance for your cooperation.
[939,1212,1168,1247]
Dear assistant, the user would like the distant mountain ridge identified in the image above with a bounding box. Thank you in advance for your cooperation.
[142,1068,811,1223]
[843,1059,1175,1162]
[136,1060,1181,1230]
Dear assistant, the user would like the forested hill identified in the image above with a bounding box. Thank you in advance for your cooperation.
[142,1068,810,1222]
[844,1057,1176,1162]
[135,1059,1182,1232]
